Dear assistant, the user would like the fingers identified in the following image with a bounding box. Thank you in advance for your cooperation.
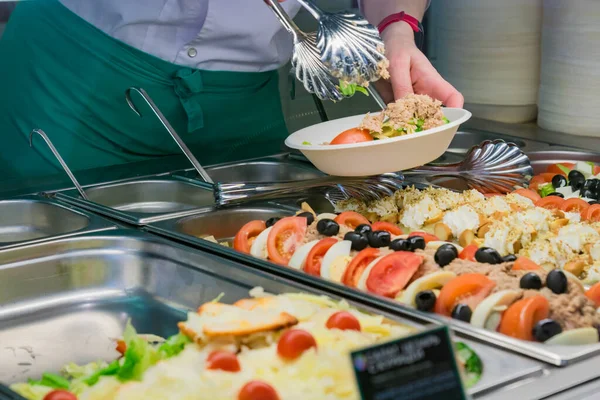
[428,75,464,108]
[388,54,414,100]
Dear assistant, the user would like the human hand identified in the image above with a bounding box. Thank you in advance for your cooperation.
[376,23,464,108]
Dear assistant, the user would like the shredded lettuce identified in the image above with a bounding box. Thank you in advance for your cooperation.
[455,342,483,388]
[83,360,120,386]
[158,332,192,358]
[28,373,69,390]
[556,163,571,176]
[338,80,369,97]
[302,141,312,145]
[539,183,555,197]
[9,383,53,400]
[116,321,162,381]
[443,116,450,124]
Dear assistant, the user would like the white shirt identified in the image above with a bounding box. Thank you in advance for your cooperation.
[59,0,302,72]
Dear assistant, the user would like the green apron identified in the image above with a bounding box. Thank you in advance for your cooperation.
[0,0,288,181]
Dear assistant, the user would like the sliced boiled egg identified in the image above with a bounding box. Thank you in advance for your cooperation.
[545,327,599,345]
[356,256,385,292]
[397,271,457,306]
[316,213,339,221]
[426,241,464,253]
[288,240,319,270]
[250,227,272,259]
[320,240,352,282]
[471,290,520,330]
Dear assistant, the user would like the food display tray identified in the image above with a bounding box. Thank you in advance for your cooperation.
[0,229,542,399]
[527,150,600,174]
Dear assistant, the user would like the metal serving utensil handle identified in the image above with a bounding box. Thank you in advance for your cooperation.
[295,0,324,20]
[29,129,88,200]
[367,85,387,110]
[125,87,214,184]
[264,0,303,40]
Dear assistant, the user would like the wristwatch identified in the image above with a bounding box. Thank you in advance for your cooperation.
[377,12,425,51]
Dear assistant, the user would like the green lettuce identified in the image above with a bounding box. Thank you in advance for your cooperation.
[338,80,369,97]
[455,342,483,388]
[158,332,192,358]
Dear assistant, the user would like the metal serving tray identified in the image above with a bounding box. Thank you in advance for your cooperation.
[527,150,600,175]
[53,176,215,225]
[0,195,115,249]
[0,230,540,398]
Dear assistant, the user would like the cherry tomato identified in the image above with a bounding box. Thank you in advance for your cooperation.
[206,350,241,372]
[408,231,440,244]
[528,173,555,191]
[267,217,307,265]
[498,295,550,341]
[234,220,266,254]
[594,165,600,175]
[535,196,565,210]
[341,248,380,287]
[560,198,590,214]
[434,274,496,317]
[238,381,280,400]
[512,257,541,271]
[371,221,403,236]
[583,204,600,222]
[277,329,317,360]
[585,282,600,307]
[326,311,361,331]
[512,188,541,203]
[366,251,422,298]
[304,237,338,276]
[458,243,479,261]
[546,163,575,177]
[115,339,126,356]
[334,211,370,229]
[43,391,77,400]
[330,128,373,145]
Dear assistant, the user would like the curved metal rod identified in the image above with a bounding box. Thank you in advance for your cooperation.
[29,129,88,200]
[125,87,214,184]
[367,85,387,110]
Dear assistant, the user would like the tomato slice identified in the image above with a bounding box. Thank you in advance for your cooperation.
[334,211,370,229]
[330,128,373,145]
[408,231,440,244]
[585,282,600,307]
[529,173,555,191]
[434,274,496,317]
[546,163,575,177]
[277,329,317,360]
[267,217,307,265]
[206,350,241,372]
[534,196,565,210]
[326,311,361,331]
[512,257,541,271]
[583,204,600,222]
[498,295,550,341]
[234,220,267,254]
[594,165,600,175]
[512,188,541,203]
[371,221,403,235]
[365,251,423,298]
[458,243,479,261]
[342,248,380,287]
[560,198,590,214]
[238,381,280,400]
[304,237,338,276]
[43,391,77,400]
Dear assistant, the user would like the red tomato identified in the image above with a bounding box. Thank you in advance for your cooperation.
[206,350,241,372]
[330,128,373,145]
[585,282,600,307]
[334,211,370,229]
[365,252,423,298]
[267,217,307,265]
[535,196,565,210]
[341,248,380,287]
[512,189,541,203]
[408,231,439,244]
[458,243,479,261]
[528,173,555,191]
[234,220,266,254]
[115,339,126,356]
[512,257,541,271]
[546,163,575,177]
[594,165,600,175]
[238,381,280,400]
[326,311,361,331]
[371,221,403,235]
[583,204,600,222]
[434,274,496,317]
[43,391,77,400]
[560,198,590,214]
[277,329,317,360]
[498,295,549,341]
[304,237,338,276]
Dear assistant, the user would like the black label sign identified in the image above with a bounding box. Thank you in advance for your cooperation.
[351,326,467,400]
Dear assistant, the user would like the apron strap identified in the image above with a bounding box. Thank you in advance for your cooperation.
[173,68,205,132]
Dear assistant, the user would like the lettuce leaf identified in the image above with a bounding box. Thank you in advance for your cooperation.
[158,332,192,358]
[28,373,69,390]
[9,383,53,400]
[338,80,369,97]
[116,321,162,381]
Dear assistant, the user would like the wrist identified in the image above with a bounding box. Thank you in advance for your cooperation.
[381,21,415,45]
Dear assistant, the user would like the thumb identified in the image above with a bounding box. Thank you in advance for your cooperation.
[389,55,414,100]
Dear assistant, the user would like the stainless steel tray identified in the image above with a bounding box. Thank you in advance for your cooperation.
[146,208,600,367]
[527,150,600,175]
[0,194,116,249]
[53,176,215,225]
[0,229,541,398]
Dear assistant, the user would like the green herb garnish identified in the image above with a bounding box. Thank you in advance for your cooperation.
[539,183,555,197]
[302,141,312,145]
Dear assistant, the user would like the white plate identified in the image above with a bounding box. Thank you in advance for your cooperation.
[285,108,472,176]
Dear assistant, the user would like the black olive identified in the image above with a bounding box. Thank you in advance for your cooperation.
[583,179,595,191]
[434,244,458,267]
[568,169,585,183]
[451,304,472,322]
[551,174,567,188]
[502,254,518,262]
[367,230,391,248]
[344,232,369,251]
[520,272,542,290]
[407,235,426,251]
[415,290,437,312]
[316,219,340,236]
[389,238,411,252]
[590,200,600,205]
[474,247,503,265]
[265,217,280,228]
[355,224,372,236]
[533,319,563,342]
[547,192,564,198]
[546,269,568,294]
[582,189,595,199]
[297,212,315,226]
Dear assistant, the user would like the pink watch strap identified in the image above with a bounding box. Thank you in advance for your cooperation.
[377,11,421,34]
